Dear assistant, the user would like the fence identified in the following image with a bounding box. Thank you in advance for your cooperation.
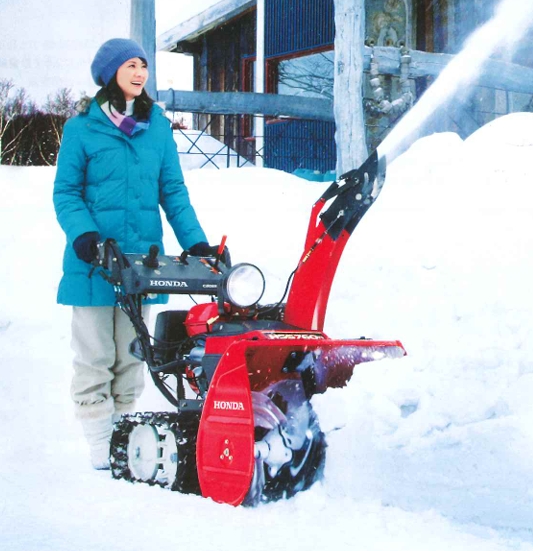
[174,113,336,173]
[173,85,533,174]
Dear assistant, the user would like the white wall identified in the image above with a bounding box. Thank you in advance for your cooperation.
[0,0,228,107]
[0,0,130,105]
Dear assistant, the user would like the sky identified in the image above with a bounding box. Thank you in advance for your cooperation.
[0,0,220,106]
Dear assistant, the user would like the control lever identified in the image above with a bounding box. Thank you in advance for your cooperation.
[179,249,189,265]
[214,235,228,269]
[143,244,159,268]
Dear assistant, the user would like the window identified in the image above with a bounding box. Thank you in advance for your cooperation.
[270,49,334,100]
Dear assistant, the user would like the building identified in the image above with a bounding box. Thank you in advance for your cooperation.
[158,0,533,174]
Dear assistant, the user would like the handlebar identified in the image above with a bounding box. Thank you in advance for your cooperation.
[95,239,230,296]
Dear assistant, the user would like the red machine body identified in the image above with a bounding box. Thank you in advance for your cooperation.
[196,334,404,505]
[106,149,405,505]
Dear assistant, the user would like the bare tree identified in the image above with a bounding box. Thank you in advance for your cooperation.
[0,79,37,163]
[8,88,38,117]
[333,0,367,175]
[44,88,77,118]
[44,88,78,161]
[0,79,15,162]
[0,81,78,166]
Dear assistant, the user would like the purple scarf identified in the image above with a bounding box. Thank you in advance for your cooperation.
[96,94,149,137]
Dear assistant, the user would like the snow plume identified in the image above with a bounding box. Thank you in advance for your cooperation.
[379,0,533,164]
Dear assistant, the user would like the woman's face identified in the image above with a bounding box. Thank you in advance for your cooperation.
[116,57,149,101]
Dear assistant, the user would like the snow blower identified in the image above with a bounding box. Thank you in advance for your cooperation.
[95,149,406,506]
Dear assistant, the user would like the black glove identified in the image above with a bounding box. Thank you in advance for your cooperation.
[73,231,100,263]
[189,241,231,266]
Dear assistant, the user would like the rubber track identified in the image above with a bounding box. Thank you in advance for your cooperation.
[110,411,201,495]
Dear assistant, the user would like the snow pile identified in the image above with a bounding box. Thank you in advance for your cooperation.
[316,112,533,532]
[1,113,533,550]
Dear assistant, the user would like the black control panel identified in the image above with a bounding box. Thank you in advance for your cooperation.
[110,249,225,296]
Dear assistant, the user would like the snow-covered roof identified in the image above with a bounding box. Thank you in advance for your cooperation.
[157,0,256,52]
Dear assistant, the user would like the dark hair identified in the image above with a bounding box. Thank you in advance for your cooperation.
[97,64,154,120]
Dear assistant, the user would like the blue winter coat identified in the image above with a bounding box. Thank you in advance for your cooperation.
[53,98,207,306]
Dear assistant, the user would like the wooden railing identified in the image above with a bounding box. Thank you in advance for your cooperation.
[158,46,533,120]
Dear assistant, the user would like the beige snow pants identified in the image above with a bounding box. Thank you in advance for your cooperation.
[70,306,149,420]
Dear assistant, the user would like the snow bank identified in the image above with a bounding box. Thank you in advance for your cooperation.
[315,113,533,533]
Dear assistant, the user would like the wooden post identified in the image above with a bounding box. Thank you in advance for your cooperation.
[334,0,367,175]
[130,0,157,99]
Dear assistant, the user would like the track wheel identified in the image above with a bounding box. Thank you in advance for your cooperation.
[127,423,176,483]
[110,412,201,494]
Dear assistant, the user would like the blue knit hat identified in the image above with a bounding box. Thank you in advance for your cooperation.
[91,38,148,86]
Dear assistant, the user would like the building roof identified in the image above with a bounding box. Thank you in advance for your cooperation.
[157,0,256,52]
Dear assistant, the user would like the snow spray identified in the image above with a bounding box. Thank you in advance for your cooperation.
[378,0,533,165]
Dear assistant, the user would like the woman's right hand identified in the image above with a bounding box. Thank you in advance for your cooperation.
[73,231,101,263]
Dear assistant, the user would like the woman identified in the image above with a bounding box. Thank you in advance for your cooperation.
[54,38,217,470]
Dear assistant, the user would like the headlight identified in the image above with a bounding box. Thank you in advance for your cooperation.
[222,263,265,308]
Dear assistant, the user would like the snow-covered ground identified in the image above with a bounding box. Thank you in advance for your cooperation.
[1,112,533,550]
